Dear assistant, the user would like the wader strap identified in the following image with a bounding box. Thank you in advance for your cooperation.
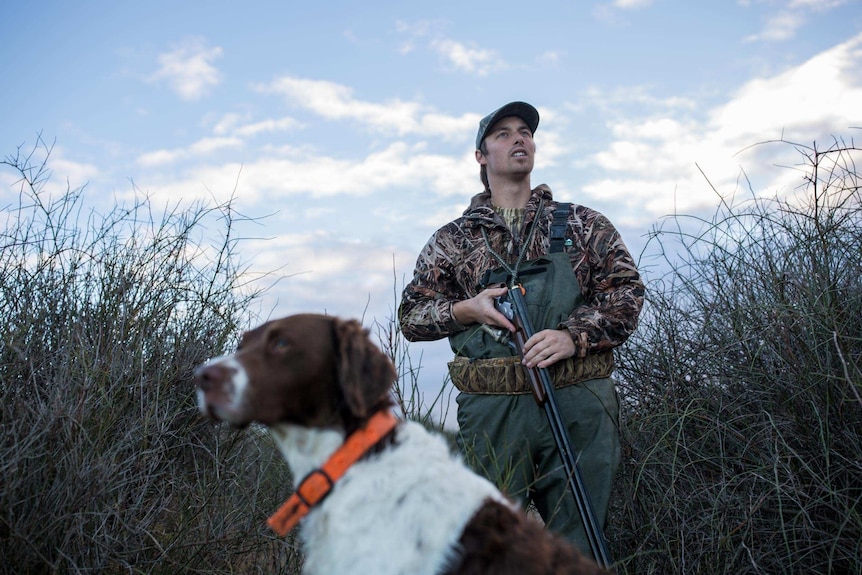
[549,203,571,253]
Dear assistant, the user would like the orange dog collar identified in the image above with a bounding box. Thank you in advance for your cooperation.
[267,409,400,536]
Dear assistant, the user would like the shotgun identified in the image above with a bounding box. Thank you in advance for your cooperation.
[495,284,612,568]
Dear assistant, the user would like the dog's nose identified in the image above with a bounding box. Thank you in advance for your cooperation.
[194,363,225,392]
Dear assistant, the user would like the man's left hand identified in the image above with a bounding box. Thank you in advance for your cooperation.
[522,329,576,369]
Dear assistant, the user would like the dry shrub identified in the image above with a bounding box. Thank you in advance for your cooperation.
[0,137,302,574]
[612,136,862,574]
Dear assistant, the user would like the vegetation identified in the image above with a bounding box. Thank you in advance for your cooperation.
[611,136,861,574]
[0,137,302,574]
[1,133,859,574]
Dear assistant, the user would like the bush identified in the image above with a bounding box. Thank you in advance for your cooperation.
[0,137,302,574]
[612,136,862,574]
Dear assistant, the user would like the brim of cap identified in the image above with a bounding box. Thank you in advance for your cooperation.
[476,101,540,149]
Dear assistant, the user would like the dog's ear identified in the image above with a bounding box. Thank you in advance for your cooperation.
[333,318,396,419]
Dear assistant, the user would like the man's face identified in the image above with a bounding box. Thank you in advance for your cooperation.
[476,116,536,178]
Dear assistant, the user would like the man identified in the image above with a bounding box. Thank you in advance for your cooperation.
[398,101,644,560]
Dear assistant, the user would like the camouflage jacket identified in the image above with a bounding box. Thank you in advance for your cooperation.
[398,185,644,358]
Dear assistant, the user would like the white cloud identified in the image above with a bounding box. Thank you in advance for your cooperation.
[0,143,100,211]
[574,85,698,115]
[395,19,441,55]
[137,136,242,167]
[232,117,301,138]
[429,38,507,75]
[537,51,564,66]
[395,20,508,76]
[258,77,420,134]
[788,0,850,9]
[211,113,246,136]
[711,33,862,138]
[136,149,182,167]
[241,229,419,323]
[150,38,223,100]
[257,76,477,140]
[211,113,301,139]
[582,32,862,218]
[613,0,654,7]
[532,114,569,170]
[593,0,654,22]
[136,141,476,207]
[44,152,101,197]
[745,10,805,42]
[744,0,852,42]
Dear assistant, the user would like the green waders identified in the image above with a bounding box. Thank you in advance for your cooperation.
[455,379,620,560]
[448,215,621,559]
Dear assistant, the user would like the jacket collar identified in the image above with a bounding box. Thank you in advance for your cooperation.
[463,185,554,229]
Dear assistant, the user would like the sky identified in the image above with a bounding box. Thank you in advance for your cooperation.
[2,0,861,420]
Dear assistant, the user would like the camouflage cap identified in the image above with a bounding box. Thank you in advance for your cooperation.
[475,101,539,150]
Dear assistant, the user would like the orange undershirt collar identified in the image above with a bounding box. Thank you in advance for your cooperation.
[267,409,400,536]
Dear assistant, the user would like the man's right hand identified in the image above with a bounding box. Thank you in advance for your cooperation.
[452,286,516,333]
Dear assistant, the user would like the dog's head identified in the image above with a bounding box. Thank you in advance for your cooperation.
[194,314,396,432]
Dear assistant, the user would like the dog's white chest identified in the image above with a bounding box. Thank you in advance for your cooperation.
[295,422,505,575]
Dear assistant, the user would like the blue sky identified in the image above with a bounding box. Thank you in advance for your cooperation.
[3,0,861,414]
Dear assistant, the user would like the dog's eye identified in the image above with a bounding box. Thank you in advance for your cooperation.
[270,338,290,353]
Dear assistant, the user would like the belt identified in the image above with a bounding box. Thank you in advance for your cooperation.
[447,350,615,395]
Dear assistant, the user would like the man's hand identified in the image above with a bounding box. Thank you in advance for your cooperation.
[522,329,576,369]
[452,286,516,333]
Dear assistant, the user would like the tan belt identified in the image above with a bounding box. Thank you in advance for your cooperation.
[448,350,615,395]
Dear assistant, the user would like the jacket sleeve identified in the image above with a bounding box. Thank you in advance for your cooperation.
[563,209,645,357]
[398,229,469,342]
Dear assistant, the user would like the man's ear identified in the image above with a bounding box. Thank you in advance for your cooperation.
[475,149,487,165]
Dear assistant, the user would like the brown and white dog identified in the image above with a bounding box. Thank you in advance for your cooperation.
[194,314,609,575]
